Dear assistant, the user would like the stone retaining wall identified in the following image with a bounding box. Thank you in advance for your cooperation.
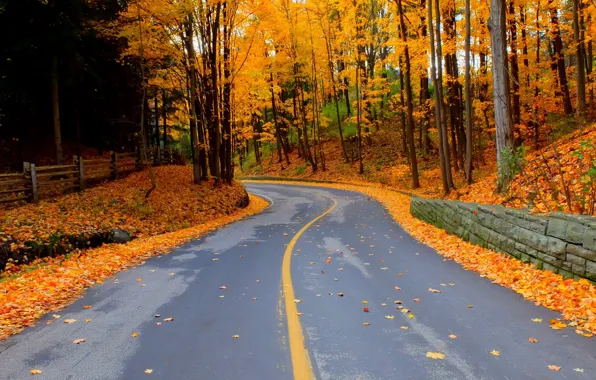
[410,198,596,281]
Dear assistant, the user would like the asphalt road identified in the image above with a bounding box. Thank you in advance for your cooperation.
[1,183,595,380]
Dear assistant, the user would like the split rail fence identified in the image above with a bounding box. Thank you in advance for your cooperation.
[0,148,180,205]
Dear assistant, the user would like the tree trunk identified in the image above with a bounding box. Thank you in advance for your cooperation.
[508,1,521,131]
[434,0,454,188]
[548,0,573,115]
[184,18,202,184]
[51,55,63,165]
[465,0,473,184]
[396,0,419,188]
[573,0,586,121]
[489,0,514,190]
[429,0,449,194]
[162,89,168,150]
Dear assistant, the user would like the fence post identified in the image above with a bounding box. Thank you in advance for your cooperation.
[110,151,118,180]
[74,155,85,191]
[27,163,39,202]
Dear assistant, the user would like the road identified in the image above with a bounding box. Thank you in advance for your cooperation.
[0,183,595,380]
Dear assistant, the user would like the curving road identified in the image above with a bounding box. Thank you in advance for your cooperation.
[0,183,595,380]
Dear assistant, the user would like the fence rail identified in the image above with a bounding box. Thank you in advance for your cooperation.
[0,148,182,205]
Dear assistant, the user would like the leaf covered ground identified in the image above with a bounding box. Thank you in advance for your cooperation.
[0,192,269,340]
[245,180,596,336]
[1,166,248,270]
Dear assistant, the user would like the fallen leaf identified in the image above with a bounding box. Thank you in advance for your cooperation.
[528,337,539,343]
[550,320,567,330]
[164,317,174,322]
[426,352,445,360]
[385,315,395,320]
[381,267,388,270]
[294,299,301,303]
[490,350,500,356]
[325,257,332,263]
[448,334,457,339]
[413,298,420,302]
[407,314,415,319]
[219,285,227,290]
[252,297,257,300]
[296,313,303,316]
[363,307,370,312]
[73,338,86,344]
[30,369,42,375]
[394,286,401,291]
[131,332,139,338]
[548,365,561,371]
[144,369,153,374]
[400,326,409,330]
[394,300,402,304]
[83,305,92,309]
[52,314,61,319]
[64,319,77,324]
[154,314,161,318]
[428,288,441,293]
[574,368,584,373]
[362,300,368,304]
[467,305,473,308]
[310,262,316,265]
[531,318,542,323]
[137,278,143,282]
[363,322,371,326]
[337,293,344,297]
[232,335,240,339]
[85,318,92,323]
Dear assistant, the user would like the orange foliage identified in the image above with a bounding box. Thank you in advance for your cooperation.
[1,166,247,264]
[0,194,269,340]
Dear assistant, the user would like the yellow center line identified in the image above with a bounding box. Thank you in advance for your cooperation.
[283,193,337,380]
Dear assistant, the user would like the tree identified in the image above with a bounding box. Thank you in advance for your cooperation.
[396,0,419,188]
[489,0,514,190]
[465,0,473,184]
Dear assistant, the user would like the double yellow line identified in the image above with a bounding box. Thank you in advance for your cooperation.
[282,194,337,380]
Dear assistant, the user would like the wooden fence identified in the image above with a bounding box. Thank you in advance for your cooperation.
[0,148,181,205]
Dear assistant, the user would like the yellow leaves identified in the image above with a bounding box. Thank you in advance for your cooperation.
[232,335,240,339]
[362,300,368,304]
[407,314,415,319]
[73,338,86,344]
[29,369,42,375]
[131,332,139,338]
[63,319,77,324]
[490,350,501,357]
[448,334,457,339]
[531,318,542,323]
[574,368,584,373]
[144,369,153,374]
[426,352,445,360]
[83,305,93,310]
[163,317,174,322]
[400,326,408,330]
[547,365,561,371]
[528,337,539,343]
[428,288,441,293]
[549,320,567,330]
[384,315,395,320]
[363,322,371,326]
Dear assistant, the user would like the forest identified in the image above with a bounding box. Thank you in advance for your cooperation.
[0,0,594,200]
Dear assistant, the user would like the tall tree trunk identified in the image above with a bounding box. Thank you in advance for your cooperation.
[465,0,473,184]
[184,19,202,184]
[137,2,156,197]
[270,73,290,165]
[429,0,449,194]
[419,0,431,155]
[434,0,454,188]
[508,1,521,132]
[154,91,160,147]
[573,0,586,121]
[162,89,168,150]
[548,0,573,115]
[396,0,419,188]
[51,55,63,165]
[399,58,409,161]
[588,15,594,108]
[489,0,514,190]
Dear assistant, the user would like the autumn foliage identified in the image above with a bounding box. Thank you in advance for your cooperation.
[0,166,248,271]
